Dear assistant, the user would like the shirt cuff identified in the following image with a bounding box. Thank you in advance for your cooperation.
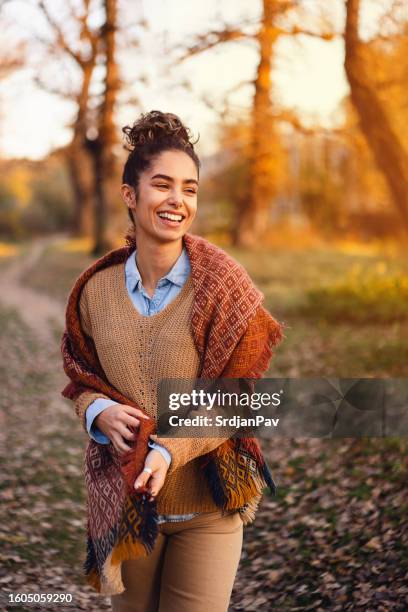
[86,398,118,444]
[148,439,172,467]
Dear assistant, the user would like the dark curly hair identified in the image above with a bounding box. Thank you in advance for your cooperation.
[122,110,201,226]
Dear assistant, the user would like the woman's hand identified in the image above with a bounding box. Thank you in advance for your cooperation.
[94,404,150,455]
[134,449,169,501]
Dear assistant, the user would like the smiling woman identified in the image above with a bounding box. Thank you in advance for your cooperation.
[118,112,200,298]
[121,110,200,230]
[61,109,283,610]
[122,149,198,237]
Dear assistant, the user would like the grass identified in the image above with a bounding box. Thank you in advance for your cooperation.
[20,237,408,377]
[22,240,94,304]
[301,267,408,324]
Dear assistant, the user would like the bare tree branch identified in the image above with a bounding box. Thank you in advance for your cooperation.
[0,44,25,79]
[228,79,254,94]
[178,27,253,61]
[200,92,230,122]
[37,0,82,66]
[33,75,76,100]
[64,0,78,23]
[279,25,338,40]
[262,106,345,139]
[379,0,408,36]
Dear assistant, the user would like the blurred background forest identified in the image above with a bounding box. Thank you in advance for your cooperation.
[0,1,407,610]
[0,0,407,376]
[0,0,407,249]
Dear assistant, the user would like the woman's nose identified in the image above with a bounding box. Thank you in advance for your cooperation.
[167,194,183,207]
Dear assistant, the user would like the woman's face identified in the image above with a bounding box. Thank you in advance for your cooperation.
[122,149,198,245]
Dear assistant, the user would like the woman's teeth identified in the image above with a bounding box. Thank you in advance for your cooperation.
[157,212,184,222]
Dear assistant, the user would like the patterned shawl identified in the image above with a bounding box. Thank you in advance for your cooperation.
[61,230,284,596]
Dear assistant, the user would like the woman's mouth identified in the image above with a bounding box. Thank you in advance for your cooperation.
[156,211,185,227]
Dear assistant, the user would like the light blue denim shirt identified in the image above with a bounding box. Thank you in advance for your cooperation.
[85,247,199,524]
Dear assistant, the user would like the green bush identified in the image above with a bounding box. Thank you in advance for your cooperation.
[301,264,408,323]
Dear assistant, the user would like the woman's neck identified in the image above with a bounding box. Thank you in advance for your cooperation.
[134,236,183,297]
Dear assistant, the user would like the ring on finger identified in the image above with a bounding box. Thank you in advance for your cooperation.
[143,467,153,474]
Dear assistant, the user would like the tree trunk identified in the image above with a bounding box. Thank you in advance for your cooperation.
[89,0,120,255]
[66,138,94,236]
[86,138,111,254]
[234,0,280,247]
[35,0,99,243]
[101,0,119,159]
[70,57,95,237]
[82,0,120,256]
[344,0,408,236]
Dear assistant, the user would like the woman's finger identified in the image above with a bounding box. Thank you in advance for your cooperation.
[117,423,137,441]
[123,406,150,421]
[147,472,165,497]
[134,468,152,490]
[111,433,132,455]
[122,414,141,429]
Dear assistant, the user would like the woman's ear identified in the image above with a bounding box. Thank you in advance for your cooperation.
[121,184,137,216]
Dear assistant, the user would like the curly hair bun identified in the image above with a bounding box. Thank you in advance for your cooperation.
[122,110,199,151]
[121,110,201,200]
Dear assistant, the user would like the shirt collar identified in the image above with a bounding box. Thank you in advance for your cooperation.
[125,247,191,292]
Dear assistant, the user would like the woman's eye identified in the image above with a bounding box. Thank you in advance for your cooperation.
[155,183,169,189]
[185,189,197,195]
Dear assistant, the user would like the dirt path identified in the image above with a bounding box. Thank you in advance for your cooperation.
[0,235,66,345]
[0,236,113,610]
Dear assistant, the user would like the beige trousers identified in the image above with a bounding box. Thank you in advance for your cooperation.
[110,510,243,612]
